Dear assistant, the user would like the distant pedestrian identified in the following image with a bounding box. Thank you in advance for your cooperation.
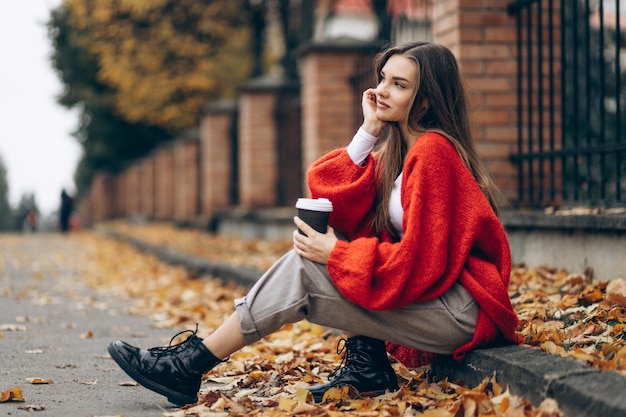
[108,42,520,406]
[25,209,37,232]
[59,189,73,233]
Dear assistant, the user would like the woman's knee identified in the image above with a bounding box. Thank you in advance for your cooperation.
[296,255,337,295]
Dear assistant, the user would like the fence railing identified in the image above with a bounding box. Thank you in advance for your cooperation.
[508,0,626,208]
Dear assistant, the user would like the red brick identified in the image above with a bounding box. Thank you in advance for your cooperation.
[473,109,514,125]
[459,11,508,27]
[238,87,279,208]
[485,60,517,76]
[485,27,517,43]
[466,76,515,92]
[484,93,518,108]
[200,107,235,216]
[460,60,485,75]
[153,146,174,219]
[173,137,199,220]
[485,125,518,142]
[460,44,514,60]
[139,156,155,218]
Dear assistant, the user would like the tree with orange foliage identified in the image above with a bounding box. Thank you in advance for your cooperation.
[49,0,255,197]
[63,0,253,133]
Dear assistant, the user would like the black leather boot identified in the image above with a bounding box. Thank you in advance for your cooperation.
[307,336,399,402]
[107,328,223,406]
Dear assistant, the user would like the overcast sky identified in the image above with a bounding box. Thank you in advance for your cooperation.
[0,0,81,216]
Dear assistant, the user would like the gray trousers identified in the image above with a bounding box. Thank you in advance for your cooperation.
[235,250,479,355]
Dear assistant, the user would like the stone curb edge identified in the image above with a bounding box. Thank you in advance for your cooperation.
[101,230,261,288]
[431,346,626,417]
[102,229,626,417]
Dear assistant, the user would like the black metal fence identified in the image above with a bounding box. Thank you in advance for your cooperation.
[508,0,626,208]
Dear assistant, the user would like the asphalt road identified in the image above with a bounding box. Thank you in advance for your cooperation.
[0,233,181,417]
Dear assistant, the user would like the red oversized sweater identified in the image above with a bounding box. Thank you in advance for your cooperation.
[307,132,520,367]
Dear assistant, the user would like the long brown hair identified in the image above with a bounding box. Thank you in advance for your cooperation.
[371,42,503,239]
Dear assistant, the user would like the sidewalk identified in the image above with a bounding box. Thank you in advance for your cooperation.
[0,234,180,417]
[3,231,625,417]
[104,227,626,417]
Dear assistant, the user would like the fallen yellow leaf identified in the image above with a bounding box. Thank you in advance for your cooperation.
[26,378,54,384]
[295,387,313,404]
[321,384,360,402]
[0,386,25,402]
[421,408,455,417]
[278,395,297,412]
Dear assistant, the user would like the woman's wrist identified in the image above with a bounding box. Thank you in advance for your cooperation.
[360,122,383,137]
[356,127,378,142]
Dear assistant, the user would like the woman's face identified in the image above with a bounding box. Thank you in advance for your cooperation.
[375,54,417,124]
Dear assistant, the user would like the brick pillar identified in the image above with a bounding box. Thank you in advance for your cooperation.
[431,0,519,202]
[124,165,141,216]
[199,101,236,217]
[173,131,200,220]
[139,155,155,219]
[153,144,175,219]
[298,41,381,196]
[119,171,130,217]
[77,195,92,228]
[91,172,113,221]
[112,173,124,218]
[238,77,299,208]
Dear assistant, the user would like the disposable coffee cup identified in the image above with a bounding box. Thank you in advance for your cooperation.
[295,198,333,235]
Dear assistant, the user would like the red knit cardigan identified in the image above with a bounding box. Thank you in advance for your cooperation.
[307,132,520,367]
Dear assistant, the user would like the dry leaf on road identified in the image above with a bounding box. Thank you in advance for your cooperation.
[0,386,25,402]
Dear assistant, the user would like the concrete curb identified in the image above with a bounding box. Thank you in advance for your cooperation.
[431,346,626,417]
[102,230,260,288]
[104,229,626,417]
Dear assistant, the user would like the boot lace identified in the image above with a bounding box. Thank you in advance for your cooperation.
[329,338,350,379]
[147,324,199,370]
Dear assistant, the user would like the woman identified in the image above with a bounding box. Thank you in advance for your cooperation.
[107,41,520,406]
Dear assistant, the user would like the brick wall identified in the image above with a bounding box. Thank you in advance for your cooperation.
[124,165,141,216]
[199,102,236,216]
[173,134,199,220]
[299,42,380,196]
[111,174,124,217]
[238,78,281,208]
[90,172,113,222]
[432,0,518,202]
[153,145,174,219]
[78,191,93,227]
[80,5,533,222]
[139,155,155,219]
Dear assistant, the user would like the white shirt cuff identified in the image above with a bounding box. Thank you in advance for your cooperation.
[347,127,378,165]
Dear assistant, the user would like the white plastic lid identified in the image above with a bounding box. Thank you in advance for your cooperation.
[295,198,333,212]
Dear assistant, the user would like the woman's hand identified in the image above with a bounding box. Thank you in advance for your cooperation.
[293,216,338,264]
[361,88,386,137]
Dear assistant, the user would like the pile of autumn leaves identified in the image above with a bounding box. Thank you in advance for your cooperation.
[511,266,626,373]
[105,221,626,374]
[87,222,626,416]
